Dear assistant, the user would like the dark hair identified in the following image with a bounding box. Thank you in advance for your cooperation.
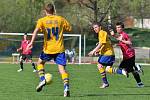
[116,22,124,28]
[45,3,55,14]
[92,22,101,27]
[24,33,27,35]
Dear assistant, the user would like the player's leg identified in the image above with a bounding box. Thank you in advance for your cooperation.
[36,58,46,92]
[106,60,128,77]
[36,52,50,92]
[27,54,36,72]
[129,57,144,87]
[17,54,25,72]
[55,52,70,97]
[132,71,144,87]
[98,55,116,88]
[97,55,114,88]
[134,64,144,75]
[97,63,109,88]
[58,64,70,97]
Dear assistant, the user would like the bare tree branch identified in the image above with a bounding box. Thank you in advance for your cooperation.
[89,0,95,4]
[99,2,112,23]
[78,0,94,10]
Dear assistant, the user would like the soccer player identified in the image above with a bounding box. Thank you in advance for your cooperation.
[26,3,71,97]
[17,33,36,72]
[110,22,144,87]
[88,22,114,88]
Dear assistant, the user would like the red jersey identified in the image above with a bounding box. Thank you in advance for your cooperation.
[118,31,135,59]
[21,40,32,55]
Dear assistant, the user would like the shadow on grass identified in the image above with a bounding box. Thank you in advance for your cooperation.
[86,93,150,96]
[126,85,150,88]
[39,93,150,97]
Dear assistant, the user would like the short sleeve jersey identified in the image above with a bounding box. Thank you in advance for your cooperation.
[98,30,115,56]
[36,15,71,54]
[21,40,32,55]
[118,31,135,59]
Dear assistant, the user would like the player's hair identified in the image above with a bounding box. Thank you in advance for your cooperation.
[45,3,55,14]
[24,33,27,35]
[92,22,101,27]
[116,22,124,28]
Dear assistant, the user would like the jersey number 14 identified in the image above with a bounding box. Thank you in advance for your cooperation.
[46,27,59,40]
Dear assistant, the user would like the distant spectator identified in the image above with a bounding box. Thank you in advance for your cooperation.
[65,48,76,63]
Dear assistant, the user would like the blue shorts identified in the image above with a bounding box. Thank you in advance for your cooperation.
[39,52,66,66]
[98,55,115,66]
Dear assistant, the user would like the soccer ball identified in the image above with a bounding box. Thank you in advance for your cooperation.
[45,73,52,85]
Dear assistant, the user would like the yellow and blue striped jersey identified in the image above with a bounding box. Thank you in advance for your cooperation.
[98,30,115,56]
[36,15,71,54]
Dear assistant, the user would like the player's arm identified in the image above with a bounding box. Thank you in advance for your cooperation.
[17,42,23,52]
[26,28,39,50]
[28,44,33,50]
[63,18,72,32]
[88,43,101,56]
[110,30,118,38]
[17,47,22,52]
[116,35,132,45]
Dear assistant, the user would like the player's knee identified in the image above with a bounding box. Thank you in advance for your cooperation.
[97,64,105,73]
[97,64,103,69]
[20,61,23,64]
[105,66,113,74]
[58,65,66,74]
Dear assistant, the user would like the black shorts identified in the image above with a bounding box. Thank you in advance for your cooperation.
[119,56,135,73]
[20,54,32,61]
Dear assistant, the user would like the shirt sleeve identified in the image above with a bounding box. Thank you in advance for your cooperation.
[62,17,72,32]
[99,31,107,44]
[36,19,43,29]
[123,33,131,41]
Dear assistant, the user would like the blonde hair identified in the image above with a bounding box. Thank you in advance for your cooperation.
[45,3,56,14]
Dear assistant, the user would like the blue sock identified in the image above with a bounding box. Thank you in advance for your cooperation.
[40,76,45,81]
[64,84,69,91]
[116,69,123,75]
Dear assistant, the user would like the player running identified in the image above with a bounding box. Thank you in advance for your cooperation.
[17,33,36,72]
[26,3,72,97]
[110,22,144,87]
[88,22,127,88]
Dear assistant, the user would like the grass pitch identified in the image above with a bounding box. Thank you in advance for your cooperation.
[0,63,150,100]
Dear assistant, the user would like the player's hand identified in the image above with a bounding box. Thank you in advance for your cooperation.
[96,42,99,46]
[26,42,32,51]
[94,50,99,56]
[88,51,94,56]
[110,30,115,36]
[116,35,123,41]
[17,49,19,52]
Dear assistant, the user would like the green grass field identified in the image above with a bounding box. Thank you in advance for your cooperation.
[0,63,150,100]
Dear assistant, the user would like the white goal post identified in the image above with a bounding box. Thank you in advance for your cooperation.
[0,33,82,64]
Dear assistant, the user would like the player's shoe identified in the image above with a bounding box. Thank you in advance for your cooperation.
[17,69,23,72]
[64,85,70,97]
[99,83,109,89]
[137,82,144,88]
[135,64,144,75]
[33,69,37,73]
[122,69,129,78]
[36,79,46,92]
[64,91,70,97]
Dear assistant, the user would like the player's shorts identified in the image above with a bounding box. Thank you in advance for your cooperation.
[39,52,66,66]
[98,55,115,66]
[20,54,32,61]
[119,56,135,73]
